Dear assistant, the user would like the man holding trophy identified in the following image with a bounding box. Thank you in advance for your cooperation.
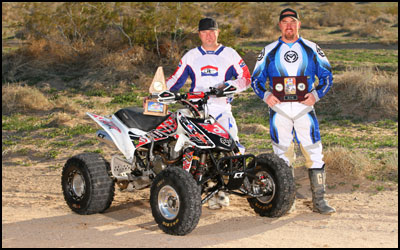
[251,8,335,214]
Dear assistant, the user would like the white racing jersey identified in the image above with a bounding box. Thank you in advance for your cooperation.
[166,44,251,111]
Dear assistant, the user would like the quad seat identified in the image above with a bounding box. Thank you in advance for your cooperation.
[114,107,170,131]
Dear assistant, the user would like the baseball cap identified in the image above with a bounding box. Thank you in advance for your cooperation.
[198,17,218,31]
[279,8,300,21]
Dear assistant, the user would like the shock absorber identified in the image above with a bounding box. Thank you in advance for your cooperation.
[194,153,207,182]
[189,150,200,176]
[182,147,195,172]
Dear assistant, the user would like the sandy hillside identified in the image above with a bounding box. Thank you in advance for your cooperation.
[2,159,398,248]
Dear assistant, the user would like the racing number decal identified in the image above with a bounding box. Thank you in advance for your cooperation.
[198,123,229,139]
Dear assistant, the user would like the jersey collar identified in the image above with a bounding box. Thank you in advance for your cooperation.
[198,44,225,55]
[279,36,301,47]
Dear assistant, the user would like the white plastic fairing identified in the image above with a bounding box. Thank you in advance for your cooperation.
[96,130,116,149]
[86,112,135,162]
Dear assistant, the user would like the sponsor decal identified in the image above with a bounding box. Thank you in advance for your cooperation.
[239,59,246,68]
[284,50,298,63]
[189,132,208,145]
[92,114,121,133]
[257,48,265,61]
[198,123,230,139]
[201,65,218,76]
[136,137,150,148]
[155,115,177,134]
[316,45,325,57]
[162,219,179,227]
[182,150,194,170]
[220,137,232,147]
[233,172,244,179]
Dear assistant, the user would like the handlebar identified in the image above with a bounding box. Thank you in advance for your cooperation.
[157,85,237,103]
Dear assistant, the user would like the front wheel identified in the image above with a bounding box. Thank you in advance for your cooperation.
[61,153,115,215]
[150,167,202,235]
[247,153,295,217]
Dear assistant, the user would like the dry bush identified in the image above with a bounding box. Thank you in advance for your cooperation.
[3,37,155,91]
[333,68,398,119]
[317,3,355,27]
[52,95,81,114]
[324,146,398,181]
[382,152,398,181]
[2,2,202,91]
[1,83,83,115]
[235,3,278,38]
[2,84,53,114]
[314,2,396,39]
[47,112,77,128]
[323,146,373,177]
[347,22,387,38]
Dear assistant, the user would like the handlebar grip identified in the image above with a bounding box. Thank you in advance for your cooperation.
[215,89,224,97]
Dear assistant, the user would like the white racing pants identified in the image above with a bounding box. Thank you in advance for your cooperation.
[208,104,245,154]
[269,102,324,169]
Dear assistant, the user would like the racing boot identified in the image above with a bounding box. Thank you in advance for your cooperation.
[208,194,221,210]
[217,191,230,207]
[308,167,336,214]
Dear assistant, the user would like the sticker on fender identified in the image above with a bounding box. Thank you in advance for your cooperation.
[233,172,244,179]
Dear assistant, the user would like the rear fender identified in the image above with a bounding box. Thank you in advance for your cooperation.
[86,112,137,162]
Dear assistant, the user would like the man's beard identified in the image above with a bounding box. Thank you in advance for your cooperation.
[284,32,296,41]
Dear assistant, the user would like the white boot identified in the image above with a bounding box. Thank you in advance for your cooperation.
[217,191,230,207]
[208,194,221,210]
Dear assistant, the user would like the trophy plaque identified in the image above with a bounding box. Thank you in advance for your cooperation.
[272,76,308,102]
[143,66,168,116]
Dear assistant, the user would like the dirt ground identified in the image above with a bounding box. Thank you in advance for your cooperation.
[2,159,398,248]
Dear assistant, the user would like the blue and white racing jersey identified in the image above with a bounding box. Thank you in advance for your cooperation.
[166,44,251,110]
[251,37,333,103]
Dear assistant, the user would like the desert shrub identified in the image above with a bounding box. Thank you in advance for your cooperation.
[317,3,355,27]
[314,2,396,39]
[47,112,76,128]
[18,3,201,57]
[385,5,398,16]
[333,68,398,119]
[2,3,206,90]
[231,3,277,38]
[2,84,53,114]
[319,67,399,121]
[323,146,371,177]
[324,146,398,182]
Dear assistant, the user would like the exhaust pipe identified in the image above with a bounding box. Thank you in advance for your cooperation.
[96,130,116,149]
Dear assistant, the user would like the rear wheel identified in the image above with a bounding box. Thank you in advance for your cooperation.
[61,153,115,215]
[247,153,295,217]
[150,167,202,235]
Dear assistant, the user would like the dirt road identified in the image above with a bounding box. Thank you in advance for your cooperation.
[2,162,397,248]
